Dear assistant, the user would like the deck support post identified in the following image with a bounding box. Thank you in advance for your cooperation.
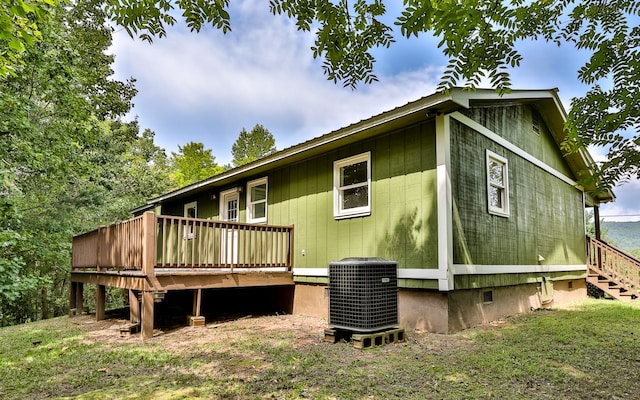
[69,282,77,316]
[96,285,106,321]
[129,289,140,324]
[193,289,202,317]
[594,205,603,270]
[75,282,84,315]
[141,290,154,340]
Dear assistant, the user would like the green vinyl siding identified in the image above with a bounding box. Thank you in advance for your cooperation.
[397,279,439,289]
[161,191,218,219]
[268,122,439,271]
[461,105,574,178]
[454,270,586,290]
[450,114,586,267]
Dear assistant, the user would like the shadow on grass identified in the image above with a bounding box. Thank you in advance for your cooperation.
[1,299,639,399]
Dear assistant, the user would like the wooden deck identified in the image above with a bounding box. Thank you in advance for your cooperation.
[70,212,295,339]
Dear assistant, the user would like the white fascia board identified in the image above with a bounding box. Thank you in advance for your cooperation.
[292,265,585,278]
[450,88,558,104]
[451,264,587,275]
[292,268,445,280]
[293,268,327,277]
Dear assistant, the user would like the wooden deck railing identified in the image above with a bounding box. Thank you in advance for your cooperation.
[72,212,294,273]
[587,236,640,291]
[72,215,145,271]
[156,215,293,268]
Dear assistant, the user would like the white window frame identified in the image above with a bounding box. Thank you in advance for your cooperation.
[486,150,510,217]
[333,152,371,219]
[183,201,197,240]
[246,177,268,224]
[219,188,240,222]
[184,201,198,218]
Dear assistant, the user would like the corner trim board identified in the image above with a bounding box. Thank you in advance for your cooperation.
[436,114,454,291]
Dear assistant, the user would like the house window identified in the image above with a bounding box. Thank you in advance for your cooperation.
[334,152,371,219]
[247,177,268,224]
[532,111,540,134]
[184,201,197,219]
[486,150,510,217]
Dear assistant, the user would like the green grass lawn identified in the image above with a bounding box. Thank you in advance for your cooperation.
[1,299,638,399]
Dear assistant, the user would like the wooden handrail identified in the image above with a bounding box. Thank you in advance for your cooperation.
[155,215,293,269]
[587,236,640,290]
[71,213,294,273]
[72,215,145,271]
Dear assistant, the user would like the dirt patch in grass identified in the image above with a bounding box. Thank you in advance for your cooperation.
[3,300,639,399]
[79,312,473,354]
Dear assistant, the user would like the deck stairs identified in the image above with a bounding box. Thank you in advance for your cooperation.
[586,236,640,302]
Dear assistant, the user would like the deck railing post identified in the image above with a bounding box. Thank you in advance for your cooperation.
[141,211,156,276]
[288,225,294,270]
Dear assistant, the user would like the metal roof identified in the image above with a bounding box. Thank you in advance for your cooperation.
[131,88,613,213]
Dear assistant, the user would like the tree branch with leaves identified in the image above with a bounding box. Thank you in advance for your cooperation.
[4,0,638,185]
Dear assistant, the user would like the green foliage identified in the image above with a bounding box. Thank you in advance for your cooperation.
[270,0,394,88]
[0,0,170,326]
[3,1,639,186]
[0,0,58,77]
[104,0,231,42]
[103,0,639,186]
[169,142,224,188]
[231,124,277,167]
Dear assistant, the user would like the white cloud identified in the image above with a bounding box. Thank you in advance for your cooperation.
[600,179,640,222]
[107,0,639,215]
[109,1,442,162]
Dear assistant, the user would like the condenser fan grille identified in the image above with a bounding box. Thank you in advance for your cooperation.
[328,258,398,332]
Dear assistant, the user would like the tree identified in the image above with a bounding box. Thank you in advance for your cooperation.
[0,0,173,325]
[4,2,638,184]
[169,142,224,188]
[231,124,278,167]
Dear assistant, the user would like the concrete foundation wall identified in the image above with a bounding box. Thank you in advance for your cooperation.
[293,278,588,333]
[293,283,328,320]
[447,283,542,332]
[549,278,587,306]
[398,289,449,333]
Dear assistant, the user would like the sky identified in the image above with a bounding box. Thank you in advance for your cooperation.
[109,0,639,222]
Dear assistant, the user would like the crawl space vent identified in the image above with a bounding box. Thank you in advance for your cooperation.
[328,258,398,332]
